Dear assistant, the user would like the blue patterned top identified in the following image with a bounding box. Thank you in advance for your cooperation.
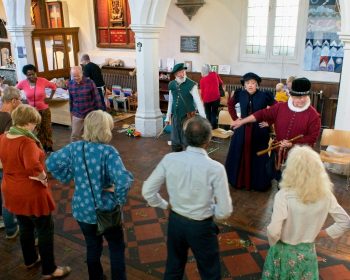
[46,141,133,224]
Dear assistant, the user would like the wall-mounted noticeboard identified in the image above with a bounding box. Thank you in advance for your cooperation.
[180,36,200,53]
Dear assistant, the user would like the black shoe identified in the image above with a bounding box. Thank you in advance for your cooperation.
[45,147,54,154]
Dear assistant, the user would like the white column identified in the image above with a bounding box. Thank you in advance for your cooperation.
[131,25,163,137]
[6,25,35,81]
[128,0,171,137]
[326,35,350,175]
[3,0,35,81]
[335,1,350,129]
[334,35,350,130]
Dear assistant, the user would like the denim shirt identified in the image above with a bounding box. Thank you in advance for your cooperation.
[46,141,133,224]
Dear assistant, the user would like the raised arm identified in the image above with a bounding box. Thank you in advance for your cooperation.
[231,114,257,130]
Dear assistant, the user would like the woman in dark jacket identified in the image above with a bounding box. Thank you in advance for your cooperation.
[225,72,275,191]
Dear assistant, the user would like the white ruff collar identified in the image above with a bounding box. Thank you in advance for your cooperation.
[288,97,311,112]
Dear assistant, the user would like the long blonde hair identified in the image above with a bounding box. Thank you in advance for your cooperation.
[279,145,333,203]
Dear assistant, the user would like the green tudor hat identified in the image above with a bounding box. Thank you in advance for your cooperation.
[171,63,187,74]
[290,77,311,96]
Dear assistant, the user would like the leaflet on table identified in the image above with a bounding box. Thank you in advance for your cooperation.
[45,87,69,99]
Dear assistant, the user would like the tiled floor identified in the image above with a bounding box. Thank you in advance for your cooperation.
[1,119,350,279]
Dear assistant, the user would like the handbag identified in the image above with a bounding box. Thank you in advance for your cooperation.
[219,84,225,97]
[82,143,122,236]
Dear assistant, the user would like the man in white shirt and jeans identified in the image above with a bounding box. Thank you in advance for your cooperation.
[142,116,233,280]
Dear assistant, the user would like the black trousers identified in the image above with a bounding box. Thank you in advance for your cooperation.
[16,214,57,275]
[204,99,220,129]
[164,211,221,280]
[97,87,106,111]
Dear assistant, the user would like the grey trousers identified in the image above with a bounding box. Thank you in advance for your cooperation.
[171,116,187,152]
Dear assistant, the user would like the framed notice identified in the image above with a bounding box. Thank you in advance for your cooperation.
[184,61,192,72]
[180,36,200,53]
[211,65,218,73]
[218,65,231,75]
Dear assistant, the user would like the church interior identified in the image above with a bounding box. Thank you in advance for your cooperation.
[1,0,350,279]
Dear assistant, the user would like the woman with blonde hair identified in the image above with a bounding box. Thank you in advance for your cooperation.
[46,110,133,280]
[0,104,71,279]
[262,145,350,279]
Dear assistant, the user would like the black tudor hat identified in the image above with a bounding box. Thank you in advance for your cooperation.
[290,77,311,96]
[240,72,262,86]
[171,63,187,74]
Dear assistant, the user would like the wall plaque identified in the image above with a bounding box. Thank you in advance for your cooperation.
[180,36,200,53]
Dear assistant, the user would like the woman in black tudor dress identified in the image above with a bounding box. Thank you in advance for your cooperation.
[225,72,275,191]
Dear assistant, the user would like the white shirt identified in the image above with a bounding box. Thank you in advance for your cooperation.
[267,188,350,246]
[165,84,206,122]
[142,146,233,220]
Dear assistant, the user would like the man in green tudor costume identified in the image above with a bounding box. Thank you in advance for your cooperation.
[165,63,206,152]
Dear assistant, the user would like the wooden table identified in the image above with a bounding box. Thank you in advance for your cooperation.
[48,99,71,126]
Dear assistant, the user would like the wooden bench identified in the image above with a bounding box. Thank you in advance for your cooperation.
[101,66,137,91]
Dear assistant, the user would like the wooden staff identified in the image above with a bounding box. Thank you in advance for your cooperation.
[155,125,168,139]
[256,134,304,156]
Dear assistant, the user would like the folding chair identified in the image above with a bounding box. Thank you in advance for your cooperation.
[209,110,234,155]
[319,129,350,189]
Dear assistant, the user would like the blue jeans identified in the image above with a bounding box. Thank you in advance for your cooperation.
[78,221,126,280]
[164,211,221,280]
[0,170,18,235]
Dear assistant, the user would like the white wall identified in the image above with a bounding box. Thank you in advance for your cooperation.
[64,0,341,82]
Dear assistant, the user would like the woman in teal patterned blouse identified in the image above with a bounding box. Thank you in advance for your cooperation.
[46,110,133,280]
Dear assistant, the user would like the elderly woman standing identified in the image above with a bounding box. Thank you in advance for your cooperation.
[0,104,70,279]
[225,72,275,191]
[46,110,133,280]
[262,146,350,279]
[231,77,321,182]
[199,64,223,129]
[0,87,22,239]
[17,64,56,153]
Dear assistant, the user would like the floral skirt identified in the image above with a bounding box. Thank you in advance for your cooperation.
[262,241,318,280]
